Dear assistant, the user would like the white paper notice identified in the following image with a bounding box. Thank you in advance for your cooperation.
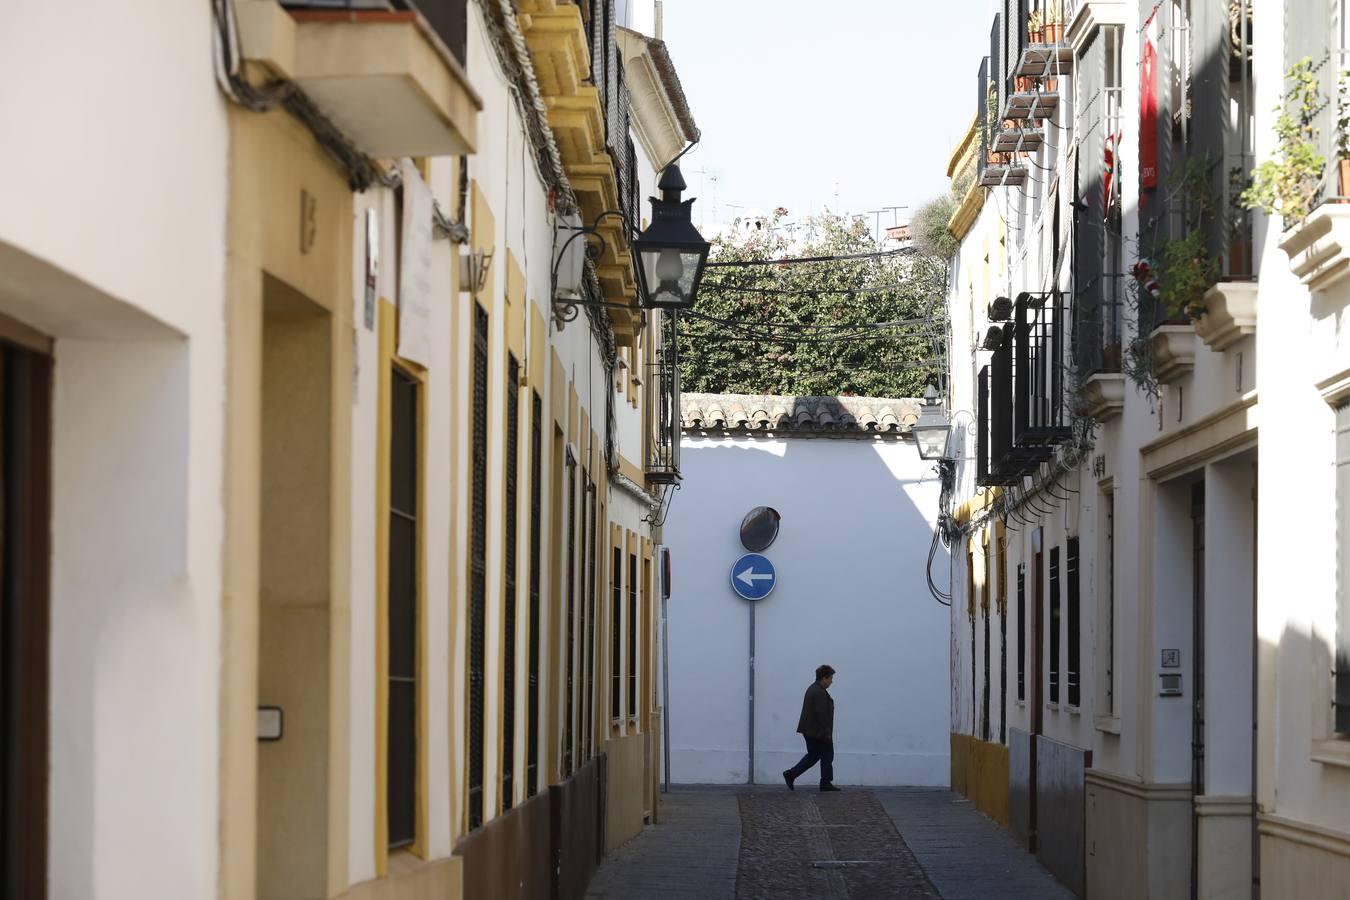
[397,158,433,367]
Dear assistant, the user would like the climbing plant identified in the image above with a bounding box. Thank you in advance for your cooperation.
[677,210,949,397]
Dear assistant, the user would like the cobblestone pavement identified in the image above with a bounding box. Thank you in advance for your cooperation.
[586,786,1075,900]
[735,791,940,899]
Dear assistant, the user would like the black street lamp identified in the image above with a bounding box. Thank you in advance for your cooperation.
[913,384,952,461]
[633,163,711,310]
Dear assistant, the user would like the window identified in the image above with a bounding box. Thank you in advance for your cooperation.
[527,392,542,796]
[1067,537,1081,708]
[629,552,639,720]
[611,546,623,720]
[468,306,488,830]
[502,355,520,810]
[982,538,991,742]
[1017,564,1026,702]
[563,456,577,775]
[998,537,1007,743]
[1101,494,1116,716]
[1049,546,1061,705]
[584,478,598,754]
[389,366,419,847]
[1337,403,1350,734]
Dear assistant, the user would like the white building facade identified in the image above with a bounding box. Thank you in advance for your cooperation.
[940,0,1350,897]
[664,394,950,787]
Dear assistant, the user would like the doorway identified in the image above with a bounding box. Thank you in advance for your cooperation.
[0,338,52,900]
[1190,480,1205,900]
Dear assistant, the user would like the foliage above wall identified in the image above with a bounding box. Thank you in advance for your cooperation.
[677,211,949,398]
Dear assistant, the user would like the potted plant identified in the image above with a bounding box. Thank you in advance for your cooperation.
[1044,1,1064,43]
[1242,58,1327,224]
[1028,8,1044,43]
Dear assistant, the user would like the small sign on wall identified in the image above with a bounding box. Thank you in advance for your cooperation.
[1161,649,1180,668]
[257,706,284,741]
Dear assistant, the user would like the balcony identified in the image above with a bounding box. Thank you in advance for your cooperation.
[240,1,481,157]
[980,163,1028,188]
[992,127,1044,154]
[1003,89,1060,121]
[1072,274,1126,421]
[1013,293,1071,450]
[1014,44,1073,78]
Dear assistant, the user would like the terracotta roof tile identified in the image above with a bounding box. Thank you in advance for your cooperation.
[681,393,922,440]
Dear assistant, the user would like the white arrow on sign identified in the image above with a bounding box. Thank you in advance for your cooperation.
[736,566,773,587]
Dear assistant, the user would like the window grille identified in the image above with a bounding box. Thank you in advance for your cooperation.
[1067,537,1081,708]
[977,366,990,485]
[1017,564,1026,702]
[389,366,419,848]
[1105,495,1115,715]
[1336,403,1350,734]
[528,392,542,796]
[468,305,488,830]
[1049,546,1061,705]
[999,539,1008,744]
[502,355,520,810]
[563,457,577,775]
[629,552,639,720]
[982,542,991,743]
[584,476,598,756]
[611,547,623,720]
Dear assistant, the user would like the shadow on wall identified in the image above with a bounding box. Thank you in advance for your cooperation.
[664,399,950,788]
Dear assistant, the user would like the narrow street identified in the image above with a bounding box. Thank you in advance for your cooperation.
[586,787,1075,900]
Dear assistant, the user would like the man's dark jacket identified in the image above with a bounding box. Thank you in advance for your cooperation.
[796,681,834,740]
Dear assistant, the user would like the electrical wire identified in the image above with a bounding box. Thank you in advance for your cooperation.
[701,280,938,297]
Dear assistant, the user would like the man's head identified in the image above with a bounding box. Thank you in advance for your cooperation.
[816,664,835,688]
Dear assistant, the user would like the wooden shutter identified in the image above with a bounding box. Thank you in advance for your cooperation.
[1049,546,1061,704]
[628,552,638,720]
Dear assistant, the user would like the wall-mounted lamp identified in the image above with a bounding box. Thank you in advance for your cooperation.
[461,248,493,295]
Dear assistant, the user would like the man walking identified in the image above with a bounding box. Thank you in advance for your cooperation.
[783,664,839,792]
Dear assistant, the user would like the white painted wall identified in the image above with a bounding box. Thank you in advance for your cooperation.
[665,434,949,786]
[0,3,228,898]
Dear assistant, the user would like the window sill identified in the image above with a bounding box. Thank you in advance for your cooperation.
[1066,704,1082,717]
[1312,738,1350,769]
[1095,715,1122,735]
[1046,702,1061,711]
[1016,699,1027,709]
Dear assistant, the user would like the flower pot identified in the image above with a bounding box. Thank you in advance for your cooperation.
[1045,23,1063,42]
[1015,75,1035,92]
[1339,158,1350,199]
[1044,76,1059,92]
[1029,27,1045,43]
[1101,342,1123,373]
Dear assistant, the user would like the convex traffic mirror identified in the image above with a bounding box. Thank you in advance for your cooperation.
[739,506,781,552]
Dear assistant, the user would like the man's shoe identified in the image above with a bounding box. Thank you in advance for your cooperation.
[819,783,841,792]
[783,770,795,791]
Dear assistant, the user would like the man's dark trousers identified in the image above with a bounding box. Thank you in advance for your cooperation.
[786,736,834,784]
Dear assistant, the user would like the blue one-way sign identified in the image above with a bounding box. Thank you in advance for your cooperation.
[731,553,777,601]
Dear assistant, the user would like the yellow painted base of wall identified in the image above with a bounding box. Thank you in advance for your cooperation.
[605,733,648,851]
[950,733,1010,826]
[1260,814,1350,899]
[342,854,462,900]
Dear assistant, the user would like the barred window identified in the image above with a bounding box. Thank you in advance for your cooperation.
[1017,564,1026,702]
[563,457,577,775]
[1049,546,1061,705]
[1067,537,1081,708]
[611,546,623,720]
[527,392,542,795]
[583,474,597,758]
[628,552,639,721]
[467,306,488,829]
[388,366,418,847]
[502,355,520,810]
[1336,403,1350,734]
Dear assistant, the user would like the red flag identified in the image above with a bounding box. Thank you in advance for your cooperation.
[1104,130,1123,218]
[1140,15,1159,189]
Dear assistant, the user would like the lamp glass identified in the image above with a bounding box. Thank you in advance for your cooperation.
[913,424,950,460]
[638,247,704,308]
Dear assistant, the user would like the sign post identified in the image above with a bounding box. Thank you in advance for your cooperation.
[731,553,776,783]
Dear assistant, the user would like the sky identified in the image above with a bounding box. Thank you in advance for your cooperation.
[658,0,993,235]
